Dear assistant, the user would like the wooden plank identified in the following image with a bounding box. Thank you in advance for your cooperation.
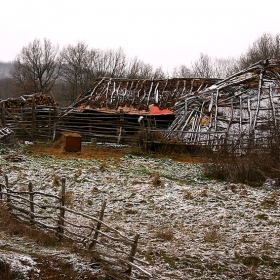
[88,200,106,250]
[28,182,35,224]
[126,233,140,276]
[58,177,66,242]
[4,108,33,138]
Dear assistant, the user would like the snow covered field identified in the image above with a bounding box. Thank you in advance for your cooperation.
[0,145,279,279]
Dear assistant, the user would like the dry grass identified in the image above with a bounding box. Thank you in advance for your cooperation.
[65,190,74,206]
[199,189,208,197]
[52,174,61,187]
[0,202,58,247]
[99,161,108,172]
[225,183,248,195]
[183,189,194,199]
[91,186,100,194]
[153,227,174,241]
[203,228,221,243]
[203,145,280,187]
[0,203,116,279]
[261,193,279,207]
[151,172,164,188]
[26,142,130,161]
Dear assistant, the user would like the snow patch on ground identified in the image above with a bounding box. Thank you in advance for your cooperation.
[0,150,280,279]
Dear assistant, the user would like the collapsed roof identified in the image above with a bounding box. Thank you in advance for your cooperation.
[166,59,280,151]
[67,77,220,115]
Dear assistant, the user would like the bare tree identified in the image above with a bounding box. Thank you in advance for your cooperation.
[212,57,238,78]
[0,77,16,99]
[192,53,215,78]
[172,64,193,78]
[94,49,112,77]
[11,38,61,94]
[191,53,238,79]
[238,33,280,69]
[153,66,166,79]
[107,47,127,78]
[139,63,153,79]
[60,42,94,102]
[125,57,156,79]
[0,62,13,78]
[125,57,143,79]
[91,47,127,78]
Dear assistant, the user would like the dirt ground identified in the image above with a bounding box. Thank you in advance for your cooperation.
[2,141,280,279]
[27,142,130,160]
[26,141,207,164]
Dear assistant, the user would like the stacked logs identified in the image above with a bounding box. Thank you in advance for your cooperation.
[1,93,58,109]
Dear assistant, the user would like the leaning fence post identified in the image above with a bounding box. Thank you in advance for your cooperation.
[126,233,139,277]
[88,200,106,250]
[28,182,35,224]
[58,177,66,242]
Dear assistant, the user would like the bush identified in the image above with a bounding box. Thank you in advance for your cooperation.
[203,141,280,187]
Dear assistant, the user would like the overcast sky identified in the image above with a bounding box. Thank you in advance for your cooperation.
[1,0,280,72]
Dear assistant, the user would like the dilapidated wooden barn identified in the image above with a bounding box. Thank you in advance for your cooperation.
[166,59,280,152]
[3,61,280,151]
[57,77,219,143]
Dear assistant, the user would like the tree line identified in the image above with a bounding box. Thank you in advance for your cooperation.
[0,32,279,105]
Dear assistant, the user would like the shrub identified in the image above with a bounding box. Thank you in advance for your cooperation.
[203,144,280,187]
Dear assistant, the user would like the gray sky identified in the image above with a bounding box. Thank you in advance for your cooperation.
[1,0,280,72]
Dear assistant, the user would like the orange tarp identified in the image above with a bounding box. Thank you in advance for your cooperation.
[149,105,173,115]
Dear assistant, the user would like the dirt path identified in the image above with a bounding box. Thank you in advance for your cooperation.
[26,142,207,164]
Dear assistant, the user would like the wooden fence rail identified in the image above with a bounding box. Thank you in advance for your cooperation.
[0,175,152,279]
[0,104,174,146]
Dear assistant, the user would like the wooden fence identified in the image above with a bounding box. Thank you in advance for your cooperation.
[56,108,174,144]
[165,128,280,154]
[0,104,59,141]
[0,103,174,145]
[0,175,152,279]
